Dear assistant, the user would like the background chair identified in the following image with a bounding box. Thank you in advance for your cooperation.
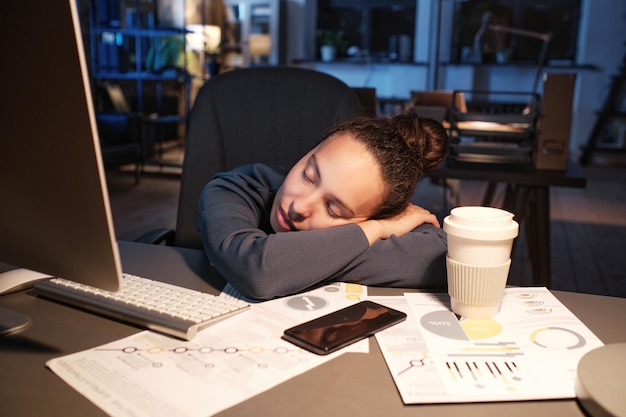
[95,84,150,183]
[144,66,364,249]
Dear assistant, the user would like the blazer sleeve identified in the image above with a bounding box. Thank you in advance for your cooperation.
[331,224,448,289]
[196,165,370,299]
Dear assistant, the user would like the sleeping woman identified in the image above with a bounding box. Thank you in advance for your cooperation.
[196,113,449,300]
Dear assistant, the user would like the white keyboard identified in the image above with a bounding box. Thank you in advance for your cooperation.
[33,274,250,340]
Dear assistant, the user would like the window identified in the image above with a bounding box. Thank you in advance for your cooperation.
[451,0,581,64]
[316,0,416,62]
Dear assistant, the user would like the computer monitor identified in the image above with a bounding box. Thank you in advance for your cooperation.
[0,0,123,315]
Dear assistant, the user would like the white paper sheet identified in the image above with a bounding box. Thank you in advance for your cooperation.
[372,287,604,404]
[46,282,367,417]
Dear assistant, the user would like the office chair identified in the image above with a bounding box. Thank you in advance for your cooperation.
[96,84,147,183]
[142,66,364,249]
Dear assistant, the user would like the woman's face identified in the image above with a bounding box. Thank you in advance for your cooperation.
[270,132,385,233]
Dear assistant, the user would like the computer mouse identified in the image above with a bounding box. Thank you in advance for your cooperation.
[0,268,52,295]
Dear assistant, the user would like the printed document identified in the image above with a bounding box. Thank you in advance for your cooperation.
[372,287,604,403]
[46,282,367,417]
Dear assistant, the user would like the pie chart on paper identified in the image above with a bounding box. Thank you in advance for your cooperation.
[420,310,503,340]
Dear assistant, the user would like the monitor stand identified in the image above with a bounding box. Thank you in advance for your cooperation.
[0,268,51,335]
[576,343,626,416]
[0,306,32,335]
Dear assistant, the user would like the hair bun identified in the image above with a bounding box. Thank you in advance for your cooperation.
[393,114,448,175]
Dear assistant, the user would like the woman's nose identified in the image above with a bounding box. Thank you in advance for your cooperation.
[289,191,317,222]
[287,202,305,222]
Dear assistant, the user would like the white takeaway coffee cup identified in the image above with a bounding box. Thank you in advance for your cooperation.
[443,206,519,318]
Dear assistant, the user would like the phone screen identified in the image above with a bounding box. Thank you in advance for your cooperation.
[282,301,406,355]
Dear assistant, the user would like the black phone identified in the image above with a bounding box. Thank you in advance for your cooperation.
[282,300,407,355]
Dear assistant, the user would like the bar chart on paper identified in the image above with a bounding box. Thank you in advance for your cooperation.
[371,288,603,403]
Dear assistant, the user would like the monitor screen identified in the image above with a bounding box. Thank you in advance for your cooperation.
[0,0,122,293]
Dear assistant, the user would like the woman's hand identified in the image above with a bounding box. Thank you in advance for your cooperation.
[357,204,440,246]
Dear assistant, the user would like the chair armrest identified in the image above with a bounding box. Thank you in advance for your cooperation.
[135,228,176,246]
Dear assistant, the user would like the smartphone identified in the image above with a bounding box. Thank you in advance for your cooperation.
[282,300,406,355]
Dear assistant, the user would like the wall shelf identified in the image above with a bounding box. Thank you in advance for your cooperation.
[84,0,211,169]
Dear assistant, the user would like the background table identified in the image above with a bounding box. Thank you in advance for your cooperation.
[1,241,623,417]
[429,158,587,288]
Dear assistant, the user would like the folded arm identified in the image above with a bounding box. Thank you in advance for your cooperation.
[196,165,447,300]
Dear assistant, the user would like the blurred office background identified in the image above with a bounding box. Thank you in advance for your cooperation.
[76,0,625,296]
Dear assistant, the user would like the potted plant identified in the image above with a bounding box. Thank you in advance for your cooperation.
[316,29,346,62]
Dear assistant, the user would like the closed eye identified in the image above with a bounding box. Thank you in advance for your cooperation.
[326,203,340,218]
[302,169,313,183]
[303,153,353,219]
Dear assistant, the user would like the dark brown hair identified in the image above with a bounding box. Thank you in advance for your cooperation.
[322,113,448,219]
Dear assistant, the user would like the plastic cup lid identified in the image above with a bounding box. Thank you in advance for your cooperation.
[443,206,519,240]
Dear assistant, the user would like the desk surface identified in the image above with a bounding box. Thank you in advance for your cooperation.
[1,241,624,417]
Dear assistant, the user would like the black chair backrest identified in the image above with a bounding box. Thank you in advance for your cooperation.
[176,66,364,249]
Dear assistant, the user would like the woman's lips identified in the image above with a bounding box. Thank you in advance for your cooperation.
[277,206,296,231]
